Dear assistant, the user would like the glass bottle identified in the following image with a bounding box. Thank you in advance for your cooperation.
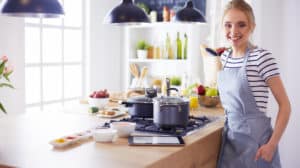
[184,33,188,59]
[163,6,170,22]
[176,32,182,59]
[165,33,173,59]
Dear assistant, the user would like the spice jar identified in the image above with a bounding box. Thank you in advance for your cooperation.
[150,11,157,22]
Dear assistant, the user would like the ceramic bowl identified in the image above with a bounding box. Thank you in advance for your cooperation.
[110,122,136,138]
[93,129,117,142]
[88,97,109,109]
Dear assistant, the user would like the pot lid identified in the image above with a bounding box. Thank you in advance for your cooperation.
[154,96,189,105]
[127,95,153,103]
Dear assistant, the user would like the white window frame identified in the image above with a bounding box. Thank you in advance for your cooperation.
[24,0,87,111]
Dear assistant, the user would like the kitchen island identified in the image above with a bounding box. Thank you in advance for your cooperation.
[0,106,224,168]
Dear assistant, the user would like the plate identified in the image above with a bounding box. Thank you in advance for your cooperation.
[49,130,94,148]
[97,107,127,118]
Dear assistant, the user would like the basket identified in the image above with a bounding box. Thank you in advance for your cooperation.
[198,95,220,107]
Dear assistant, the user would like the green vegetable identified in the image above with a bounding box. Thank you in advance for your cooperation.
[89,107,99,113]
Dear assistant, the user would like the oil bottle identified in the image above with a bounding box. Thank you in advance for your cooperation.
[184,33,188,59]
[176,32,182,59]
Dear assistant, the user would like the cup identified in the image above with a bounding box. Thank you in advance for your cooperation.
[189,94,199,110]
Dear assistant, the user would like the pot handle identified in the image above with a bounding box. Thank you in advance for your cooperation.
[119,101,133,107]
[167,88,179,96]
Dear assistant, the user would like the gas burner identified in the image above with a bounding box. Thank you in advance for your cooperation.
[101,115,214,136]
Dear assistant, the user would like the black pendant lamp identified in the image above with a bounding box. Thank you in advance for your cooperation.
[104,0,150,24]
[174,0,206,22]
[0,0,64,18]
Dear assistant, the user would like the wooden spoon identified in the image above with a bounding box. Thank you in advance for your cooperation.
[138,66,148,88]
[129,63,139,79]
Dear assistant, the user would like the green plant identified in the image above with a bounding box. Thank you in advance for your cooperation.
[136,2,150,14]
[0,55,14,114]
[170,76,181,86]
[136,40,150,50]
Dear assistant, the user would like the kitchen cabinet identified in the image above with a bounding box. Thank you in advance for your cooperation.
[121,23,209,90]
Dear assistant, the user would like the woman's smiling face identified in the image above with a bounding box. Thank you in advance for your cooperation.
[223,8,254,49]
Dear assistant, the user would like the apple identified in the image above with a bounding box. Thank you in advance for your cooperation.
[90,89,109,98]
[197,85,206,95]
[205,88,218,96]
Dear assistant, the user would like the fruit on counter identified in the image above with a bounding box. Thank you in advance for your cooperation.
[205,88,218,97]
[197,85,206,95]
[89,89,109,98]
[181,83,198,96]
[192,84,219,96]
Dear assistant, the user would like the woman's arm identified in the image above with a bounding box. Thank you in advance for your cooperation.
[255,76,291,161]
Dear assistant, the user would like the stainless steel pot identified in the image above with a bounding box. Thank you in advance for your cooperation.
[153,95,189,128]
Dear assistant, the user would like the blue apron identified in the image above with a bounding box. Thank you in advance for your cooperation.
[216,48,281,168]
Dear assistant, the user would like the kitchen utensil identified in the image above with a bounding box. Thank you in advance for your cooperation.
[129,63,139,79]
[138,66,148,87]
[121,88,157,118]
[153,89,190,129]
[205,47,218,56]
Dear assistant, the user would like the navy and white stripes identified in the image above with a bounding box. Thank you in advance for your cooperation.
[221,48,280,112]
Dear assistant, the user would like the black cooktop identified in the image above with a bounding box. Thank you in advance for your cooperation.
[100,116,213,137]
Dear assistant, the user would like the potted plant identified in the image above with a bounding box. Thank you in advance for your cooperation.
[136,40,149,59]
[0,55,14,114]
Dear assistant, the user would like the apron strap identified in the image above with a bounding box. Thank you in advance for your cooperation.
[222,49,232,70]
[223,43,253,70]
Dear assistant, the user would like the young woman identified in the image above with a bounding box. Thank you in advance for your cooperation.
[216,0,291,167]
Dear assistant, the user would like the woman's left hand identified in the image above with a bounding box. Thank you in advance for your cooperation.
[255,143,276,162]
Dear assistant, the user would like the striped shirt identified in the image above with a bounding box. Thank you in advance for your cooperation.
[220,47,280,112]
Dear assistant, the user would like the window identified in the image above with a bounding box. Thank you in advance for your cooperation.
[24,0,86,112]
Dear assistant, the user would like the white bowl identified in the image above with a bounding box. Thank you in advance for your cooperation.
[88,97,109,109]
[110,122,136,138]
[93,129,117,142]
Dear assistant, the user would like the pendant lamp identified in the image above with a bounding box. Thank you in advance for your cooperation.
[104,0,150,24]
[0,0,64,18]
[174,0,205,22]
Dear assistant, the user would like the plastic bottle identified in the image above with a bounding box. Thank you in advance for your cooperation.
[176,32,182,59]
[184,33,188,59]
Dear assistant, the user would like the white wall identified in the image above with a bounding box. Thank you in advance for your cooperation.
[254,0,300,167]
[88,0,122,92]
[281,0,300,167]
[0,16,25,115]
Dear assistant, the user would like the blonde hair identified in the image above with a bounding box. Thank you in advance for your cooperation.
[222,0,255,29]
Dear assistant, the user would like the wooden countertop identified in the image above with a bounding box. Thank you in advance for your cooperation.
[0,106,224,168]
